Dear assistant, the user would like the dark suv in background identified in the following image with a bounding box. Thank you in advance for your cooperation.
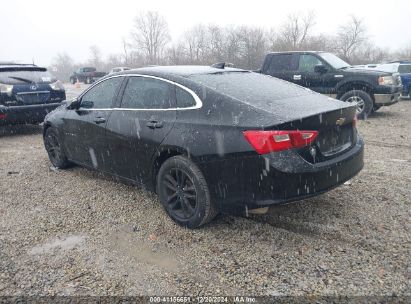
[258,51,402,119]
[0,63,66,125]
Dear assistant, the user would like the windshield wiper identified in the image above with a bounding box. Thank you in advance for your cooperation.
[9,76,34,83]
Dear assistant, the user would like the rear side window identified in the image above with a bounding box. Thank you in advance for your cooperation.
[298,54,323,72]
[121,76,175,109]
[81,77,123,109]
[176,87,196,108]
[268,54,294,72]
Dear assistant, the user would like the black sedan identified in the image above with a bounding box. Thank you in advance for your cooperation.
[0,63,66,125]
[43,65,364,228]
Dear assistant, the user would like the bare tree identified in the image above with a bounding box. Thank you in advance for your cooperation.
[183,24,208,64]
[104,54,124,71]
[131,11,170,65]
[336,15,368,62]
[277,12,316,50]
[51,11,411,74]
[122,38,131,65]
[89,45,103,69]
[166,42,187,65]
[49,53,75,82]
[236,26,267,69]
[207,25,225,63]
[224,26,242,65]
[395,42,411,60]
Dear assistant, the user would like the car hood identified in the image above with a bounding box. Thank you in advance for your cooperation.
[341,67,392,77]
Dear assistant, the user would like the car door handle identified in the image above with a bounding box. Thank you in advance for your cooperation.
[146,120,163,129]
[94,117,106,124]
[293,75,302,80]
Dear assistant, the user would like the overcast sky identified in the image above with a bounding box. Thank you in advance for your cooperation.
[1,0,409,66]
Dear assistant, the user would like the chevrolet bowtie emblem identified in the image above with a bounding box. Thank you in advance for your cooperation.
[336,118,345,126]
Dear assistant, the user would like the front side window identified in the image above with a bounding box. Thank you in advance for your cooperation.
[298,55,323,72]
[81,77,123,109]
[121,76,175,109]
[318,52,350,69]
[399,65,411,73]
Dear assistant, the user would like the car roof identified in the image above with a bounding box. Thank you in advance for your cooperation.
[0,63,47,71]
[120,65,246,77]
[0,63,40,68]
[267,51,326,55]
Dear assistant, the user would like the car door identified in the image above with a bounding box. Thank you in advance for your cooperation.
[297,54,340,94]
[62,76,124,170]
[105,75,177,183]
[263,53,298,84]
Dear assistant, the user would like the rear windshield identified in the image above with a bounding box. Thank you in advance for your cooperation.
[189,72,311,104]
[0,69,55,84]
[399,65,411,73]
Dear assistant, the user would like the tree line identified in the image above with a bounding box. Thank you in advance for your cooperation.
[50,11,411,81]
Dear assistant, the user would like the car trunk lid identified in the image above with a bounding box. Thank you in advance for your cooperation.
[268,105,357,162]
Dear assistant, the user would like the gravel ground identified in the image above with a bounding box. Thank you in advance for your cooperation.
[0,84,410,297]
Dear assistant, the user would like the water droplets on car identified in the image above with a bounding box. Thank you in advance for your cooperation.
[134,117,141,139]
[215,131,225,157]
[89,147,98,168]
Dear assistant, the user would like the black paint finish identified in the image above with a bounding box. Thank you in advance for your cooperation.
[44,66,364,214]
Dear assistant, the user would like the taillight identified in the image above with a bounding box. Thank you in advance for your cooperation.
[243,130,318,154]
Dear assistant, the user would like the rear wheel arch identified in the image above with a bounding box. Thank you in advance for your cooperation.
[151,147,191,192]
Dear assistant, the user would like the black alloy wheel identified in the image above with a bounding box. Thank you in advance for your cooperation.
[162,168,197,220]
[157,156,218,228]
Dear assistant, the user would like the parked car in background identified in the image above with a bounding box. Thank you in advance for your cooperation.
[356,61,411,99]
[109,67,131,74]
[43,65,363,228]
[0,63,66,125]
[257,51,402,118]
[69,67,106,84]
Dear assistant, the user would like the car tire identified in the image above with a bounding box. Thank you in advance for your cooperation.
[70,77,76,84]
[340,90,373,119]
[85,77,91,84]
[44,127,71,169]
[157,155,218,228]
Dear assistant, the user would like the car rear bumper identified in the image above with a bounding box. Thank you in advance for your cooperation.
[203,136,364,214]
[0,103,63,125]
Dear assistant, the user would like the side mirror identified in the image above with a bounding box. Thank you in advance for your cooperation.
[314,65,327,74]
[67,98,80,110]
